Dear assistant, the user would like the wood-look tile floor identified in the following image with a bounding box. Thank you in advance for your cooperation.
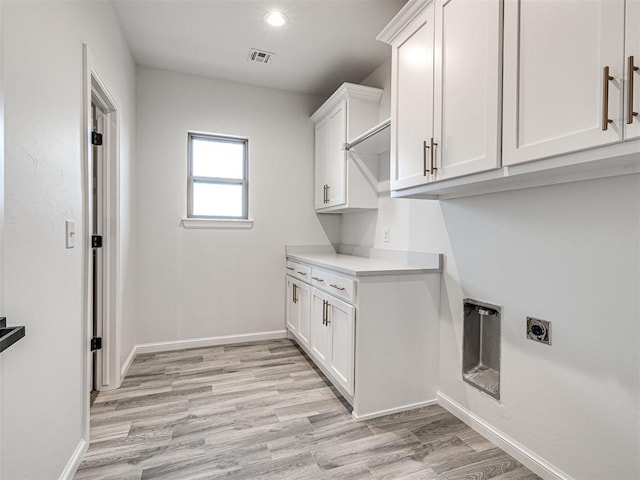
[75,339,540,480]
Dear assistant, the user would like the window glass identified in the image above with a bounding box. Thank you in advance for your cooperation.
[192,182,243,217]
[191,138,244,179]
[188,133,248,219]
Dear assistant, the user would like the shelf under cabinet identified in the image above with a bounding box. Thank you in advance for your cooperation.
[393,140,640,200]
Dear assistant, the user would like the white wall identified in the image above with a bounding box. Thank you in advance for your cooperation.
[135,67,337,346]
[1,1,136,478]
[349,59,640,479]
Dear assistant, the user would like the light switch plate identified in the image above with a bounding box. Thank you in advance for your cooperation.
[65,220,75,249]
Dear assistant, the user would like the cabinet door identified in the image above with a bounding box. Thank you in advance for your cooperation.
[285,278,299,335]
[310,290,331,368]
[296,282,311,347]
[390,3,436,191]
[325,102,347,207]
[503,0,625,165]
[625,0,640,140]
[433,0,502,180]
[328,298,355,396]
[314,118,330,209]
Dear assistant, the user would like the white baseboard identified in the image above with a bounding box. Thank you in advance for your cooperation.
[437,392,571,480]
[352,399,438,421]
[58,438,87,480]
[134,330,287,355]
[121,344,137,379]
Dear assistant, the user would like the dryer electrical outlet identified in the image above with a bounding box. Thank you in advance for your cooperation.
[527,317,551,345]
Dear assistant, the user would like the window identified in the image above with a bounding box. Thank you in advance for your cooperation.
[187,132,248,219]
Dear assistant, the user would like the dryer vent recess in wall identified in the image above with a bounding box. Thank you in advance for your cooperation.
[248,48,275,64]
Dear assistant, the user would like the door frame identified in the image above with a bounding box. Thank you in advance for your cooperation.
[81,44,121,440]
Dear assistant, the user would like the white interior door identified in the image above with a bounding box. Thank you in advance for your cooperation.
[503,0,625,165]
[625,0,640,140]
[433,0,502,180]
[390,3,435,191]
[91,101,105,396]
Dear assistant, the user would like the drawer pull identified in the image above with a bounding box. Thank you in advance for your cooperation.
[423,140,430,175]
[322,300,328,325]
[430,137,438,172]
[330,284,346,291]
[628,56,638,125]
[286,267,294,271]
[602,66,614,131]
[297,271,307,276]
[312,276,324,282]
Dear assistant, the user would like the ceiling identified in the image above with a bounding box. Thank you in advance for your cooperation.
[112,0,406,98]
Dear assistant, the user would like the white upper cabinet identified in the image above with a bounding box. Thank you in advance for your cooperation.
[626,0,640,140]
[503,0,626,165]
[314,102,347,209]
[312,83,382,212]
[433,0,502,180]
[390,4,436,190]
[380,0,502,192]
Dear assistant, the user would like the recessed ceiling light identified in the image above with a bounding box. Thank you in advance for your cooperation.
[264,10,288,27]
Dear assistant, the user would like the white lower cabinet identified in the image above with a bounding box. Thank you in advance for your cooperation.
[310,290,332,365]
[286,276,310,348]
[327,296,355,395]
[285,252,442,420]
[310,288,355,395]
[296,282,311,346]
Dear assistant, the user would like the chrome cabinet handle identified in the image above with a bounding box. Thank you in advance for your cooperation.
[430,137,438,172]
[322,300,327,325]
[286,266,294,271]
[323,184,327,204]
[292,283,297,304]
[297,271,307,276]
[330,284,345,291]
[312,276,324,282]
[324,300,330,326]
[326,185,330,203]
[628,56,638,125]
[423,140,430,176]
[602,66,614,131]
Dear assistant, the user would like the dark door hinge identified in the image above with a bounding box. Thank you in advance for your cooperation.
[92,131,103,146]
[92,235,103,248]
[91,337,102,351]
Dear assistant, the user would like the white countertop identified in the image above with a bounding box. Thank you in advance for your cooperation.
[287,250,441,277]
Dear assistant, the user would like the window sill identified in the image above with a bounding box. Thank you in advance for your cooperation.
[181,218,254,230]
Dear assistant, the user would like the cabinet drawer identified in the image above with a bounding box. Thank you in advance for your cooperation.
[286,261,311,283]
[311,268,356,303]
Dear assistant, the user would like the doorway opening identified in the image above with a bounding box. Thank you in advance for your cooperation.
[83,45,121,426]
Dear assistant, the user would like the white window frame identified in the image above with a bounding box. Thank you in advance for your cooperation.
[187,132,249,220]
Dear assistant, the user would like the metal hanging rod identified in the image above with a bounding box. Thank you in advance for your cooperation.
[345,118,391,151]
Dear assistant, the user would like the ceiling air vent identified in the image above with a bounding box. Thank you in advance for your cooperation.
[248,48,274,64]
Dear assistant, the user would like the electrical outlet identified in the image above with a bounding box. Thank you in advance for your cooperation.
[527,317,551,345]
[383,227,391,243]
